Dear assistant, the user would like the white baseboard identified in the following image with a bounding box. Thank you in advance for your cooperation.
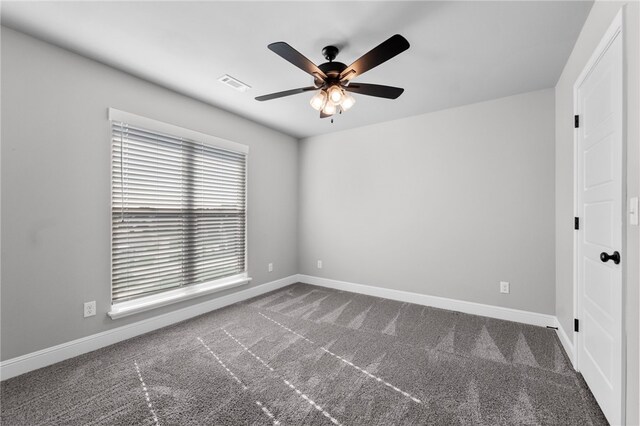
[297,274,556,328]
[555,319,577,369]
[0,274,298,381]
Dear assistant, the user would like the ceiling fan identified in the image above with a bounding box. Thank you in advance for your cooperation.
[255,34,410,119]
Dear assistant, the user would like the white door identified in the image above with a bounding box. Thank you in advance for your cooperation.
[575,14,623,426]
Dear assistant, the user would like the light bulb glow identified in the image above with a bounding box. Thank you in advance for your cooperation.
[328,85,344,104]
[309,90,327,111]
[322,101,336,115]
[341,94,356,111]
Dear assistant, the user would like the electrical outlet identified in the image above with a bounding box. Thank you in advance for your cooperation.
[268,263,273,272]
[500,281,510,294]
[84,301,96,317]
[317,260,323,269]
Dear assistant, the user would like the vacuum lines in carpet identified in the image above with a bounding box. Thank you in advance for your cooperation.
[1,283,608,425]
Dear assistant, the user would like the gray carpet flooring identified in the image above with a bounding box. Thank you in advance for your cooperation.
[1,283,608,425]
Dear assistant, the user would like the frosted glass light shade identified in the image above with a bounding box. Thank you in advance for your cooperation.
[341,94,356,111]
[309,90,327,111]
[322,101,336,115]
[328,85,344,104]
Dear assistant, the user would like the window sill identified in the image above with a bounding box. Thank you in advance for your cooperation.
[107,274,252,320]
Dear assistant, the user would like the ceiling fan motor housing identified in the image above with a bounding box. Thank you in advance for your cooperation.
[318,45,347,84]
[318,61,347,81]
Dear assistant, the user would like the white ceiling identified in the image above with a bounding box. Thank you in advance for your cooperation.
[1,1,592,139]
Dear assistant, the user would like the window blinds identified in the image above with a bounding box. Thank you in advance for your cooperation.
[111,119,247,303]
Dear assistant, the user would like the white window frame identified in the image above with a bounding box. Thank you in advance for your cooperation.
[107,108,250,319]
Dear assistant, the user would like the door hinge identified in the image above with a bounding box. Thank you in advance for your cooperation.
[574,318,579,332]
[574,115,579,128]
[574,217,579,230]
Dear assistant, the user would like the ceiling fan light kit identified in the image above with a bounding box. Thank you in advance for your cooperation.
[256,34,410,120]
[309,86,355,114]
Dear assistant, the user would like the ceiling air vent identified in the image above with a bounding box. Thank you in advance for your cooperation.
[218,74,251,92]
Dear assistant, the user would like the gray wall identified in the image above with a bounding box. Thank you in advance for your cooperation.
[298,89,556,315]
[554,2,639,423]
[0,28,299,361]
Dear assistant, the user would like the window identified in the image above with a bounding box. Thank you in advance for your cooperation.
[108,109,249,318]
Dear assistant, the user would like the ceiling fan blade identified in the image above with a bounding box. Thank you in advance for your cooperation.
[268,42,328,80]
[255,86,317,101]
[320,111,333,119]
[339,34,410,81]
[344,83,404,99]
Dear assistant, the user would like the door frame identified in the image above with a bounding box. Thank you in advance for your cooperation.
[572,7,626,423]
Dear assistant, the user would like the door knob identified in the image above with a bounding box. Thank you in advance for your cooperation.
[600,251,620,264]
